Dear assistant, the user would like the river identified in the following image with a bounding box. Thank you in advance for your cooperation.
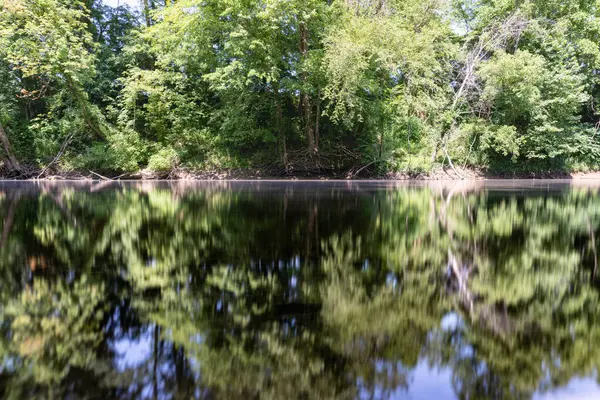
[0,180,599,399]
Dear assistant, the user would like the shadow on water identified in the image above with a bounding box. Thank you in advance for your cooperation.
[1,180,600,399]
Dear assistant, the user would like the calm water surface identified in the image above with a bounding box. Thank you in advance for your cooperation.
[1,180,600,399]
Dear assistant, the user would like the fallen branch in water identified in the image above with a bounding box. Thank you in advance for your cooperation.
[112,172,131,180]
[443,146,464,180]
[90,180,115,192]
[88,170,112,181]
[346,159,382,179]
[37,133,74,179]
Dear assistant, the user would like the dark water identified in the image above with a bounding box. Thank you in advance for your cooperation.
[1,180,600,399]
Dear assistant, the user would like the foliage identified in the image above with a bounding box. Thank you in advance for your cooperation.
[2,0,600,174]
[146,146,178,172]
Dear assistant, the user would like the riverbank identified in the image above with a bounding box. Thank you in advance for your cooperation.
[3,166,600,181]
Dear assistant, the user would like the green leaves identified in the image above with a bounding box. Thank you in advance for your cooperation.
[0,0,96,82]
[3,0,600,174]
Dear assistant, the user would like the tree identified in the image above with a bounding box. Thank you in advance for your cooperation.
[0,0,102,172]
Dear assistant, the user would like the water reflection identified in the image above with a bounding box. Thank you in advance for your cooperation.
[1,180,600,399]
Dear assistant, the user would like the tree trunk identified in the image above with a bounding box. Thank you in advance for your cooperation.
[282,132,289,173]
[315,89,320,149]
[142,0,152,27]
[65,76,104,139]
[299,23,317,152]
[0,122,22,173]
[303,93,315,152]
[274,85,289,172]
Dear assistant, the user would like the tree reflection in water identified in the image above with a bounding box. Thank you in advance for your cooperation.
[0,181,600,399]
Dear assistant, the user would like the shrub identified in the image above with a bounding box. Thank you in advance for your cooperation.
[146,147,179,172]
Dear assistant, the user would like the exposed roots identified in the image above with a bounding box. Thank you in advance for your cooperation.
[282,147,360,176]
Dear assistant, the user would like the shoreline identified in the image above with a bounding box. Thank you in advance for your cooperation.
[0,172,600,182]
[4,165,600,182]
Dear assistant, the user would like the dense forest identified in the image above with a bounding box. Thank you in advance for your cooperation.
[3,0,600,177]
